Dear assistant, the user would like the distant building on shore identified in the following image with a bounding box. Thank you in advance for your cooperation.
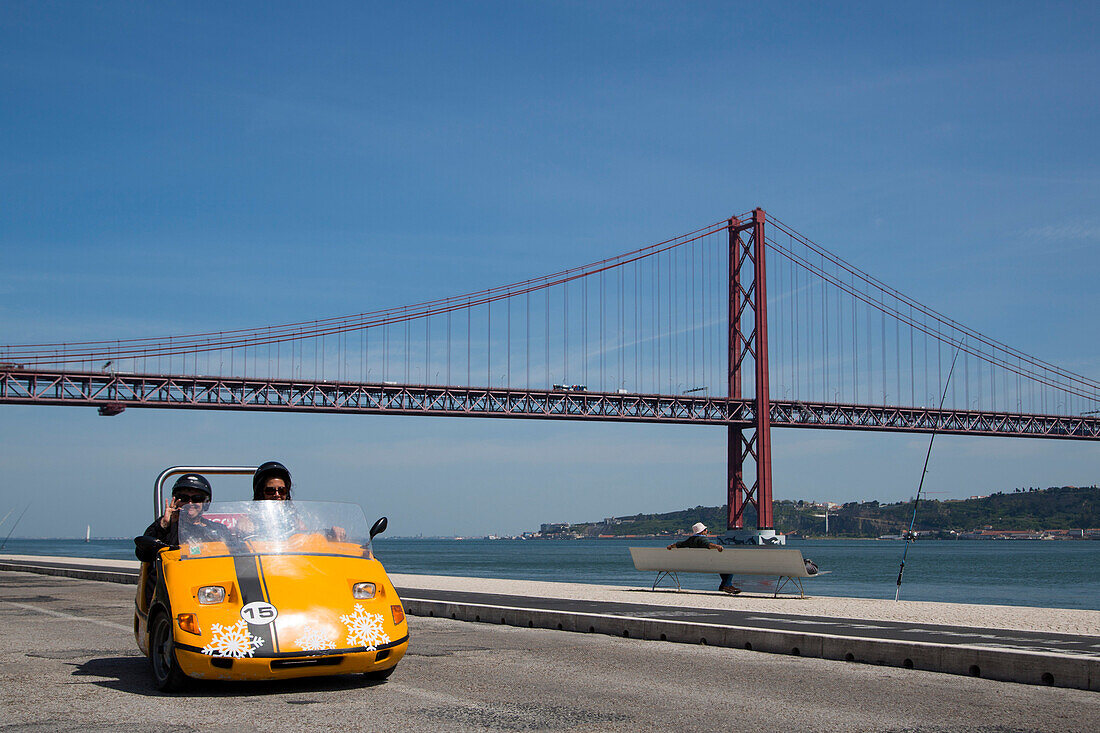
[958,528,1100,540]
[540,523,570,535]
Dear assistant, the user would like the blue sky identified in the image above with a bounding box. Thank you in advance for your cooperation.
[2,1,1098,538]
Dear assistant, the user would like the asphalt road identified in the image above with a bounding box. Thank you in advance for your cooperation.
[10,556,1099,658]
[1,571,1097,733]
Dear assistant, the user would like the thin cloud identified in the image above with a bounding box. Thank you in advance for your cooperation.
[1024,223,1100,241]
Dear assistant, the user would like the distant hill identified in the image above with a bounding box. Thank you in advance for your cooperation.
[561,485,1100,538]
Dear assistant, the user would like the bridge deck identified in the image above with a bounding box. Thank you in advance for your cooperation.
[3,369,1098,439]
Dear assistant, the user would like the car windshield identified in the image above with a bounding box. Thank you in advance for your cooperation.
[177,500,372,559]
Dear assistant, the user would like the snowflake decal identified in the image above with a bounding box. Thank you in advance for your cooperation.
[201,620,265,658]
[293,625,337,652]
[340,604,390,650]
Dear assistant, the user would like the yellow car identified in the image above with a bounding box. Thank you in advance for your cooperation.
[134,468,407,690]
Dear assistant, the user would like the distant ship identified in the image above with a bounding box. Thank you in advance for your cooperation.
[879,531,919,541]
[85,525,91,543]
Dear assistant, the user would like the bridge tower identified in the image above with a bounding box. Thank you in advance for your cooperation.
[726,208,783,545]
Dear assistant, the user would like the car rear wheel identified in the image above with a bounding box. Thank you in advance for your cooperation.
[150,612,188,692]
[363,664,397,682]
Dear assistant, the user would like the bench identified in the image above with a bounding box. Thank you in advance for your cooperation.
[629,546,820,598]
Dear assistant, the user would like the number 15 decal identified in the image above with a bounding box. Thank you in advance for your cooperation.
[241,601,279,623]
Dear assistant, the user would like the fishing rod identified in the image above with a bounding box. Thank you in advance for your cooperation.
[895,347,960,602]
[0,502,31,551]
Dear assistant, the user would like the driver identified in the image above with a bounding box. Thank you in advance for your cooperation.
[143,474,231,545]
[236,461,301,538]
[253,460,292,501]
[245,461,346,542]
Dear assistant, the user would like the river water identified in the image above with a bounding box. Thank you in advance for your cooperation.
[3,537,1097,610]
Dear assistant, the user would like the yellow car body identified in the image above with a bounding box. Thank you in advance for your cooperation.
[135,495,406,688]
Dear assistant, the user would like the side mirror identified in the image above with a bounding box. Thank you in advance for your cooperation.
[134,535,170,563]
[369,516,388,540]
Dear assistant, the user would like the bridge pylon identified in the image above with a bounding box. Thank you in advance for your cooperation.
[725,208,783,545]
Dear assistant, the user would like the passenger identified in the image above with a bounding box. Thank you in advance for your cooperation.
[143,474,231,546]
[140,474,231,608]
[666,522,740,595]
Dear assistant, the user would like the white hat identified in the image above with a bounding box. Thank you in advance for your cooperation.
[691,522,707,535]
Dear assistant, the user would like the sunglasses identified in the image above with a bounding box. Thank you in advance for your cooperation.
[262,487,289,497]
[174,494,208,504]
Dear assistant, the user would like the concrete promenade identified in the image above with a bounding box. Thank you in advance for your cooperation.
[2,553,1099,692]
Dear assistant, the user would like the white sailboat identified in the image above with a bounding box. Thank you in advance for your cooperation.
[85,524,91,543]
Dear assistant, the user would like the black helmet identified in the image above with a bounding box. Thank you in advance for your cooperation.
[253,461,292,500]
[172,473,212,499]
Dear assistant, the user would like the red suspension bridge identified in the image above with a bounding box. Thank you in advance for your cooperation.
[3,209,1098,539]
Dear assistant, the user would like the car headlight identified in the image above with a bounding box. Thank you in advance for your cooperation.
[352,582,376,599]
[197,585,226,604]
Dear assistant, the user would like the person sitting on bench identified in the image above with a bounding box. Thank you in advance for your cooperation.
[666,522,740,594]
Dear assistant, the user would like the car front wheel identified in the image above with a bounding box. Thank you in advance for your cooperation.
[150,612,188,692]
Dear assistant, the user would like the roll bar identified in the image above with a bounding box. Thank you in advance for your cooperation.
[153,466,258,520]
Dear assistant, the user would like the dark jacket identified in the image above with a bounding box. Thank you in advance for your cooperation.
[673,534,717,549]
[142,515,232,546]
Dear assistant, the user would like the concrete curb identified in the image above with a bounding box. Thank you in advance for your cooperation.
[0,561,138,586]
[2,561,1097,691]
[400,596,1099,691]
